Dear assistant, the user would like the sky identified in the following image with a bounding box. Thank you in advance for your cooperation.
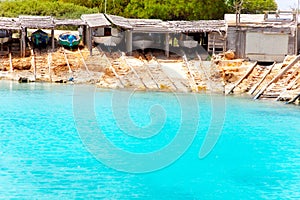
[276,0,298,10]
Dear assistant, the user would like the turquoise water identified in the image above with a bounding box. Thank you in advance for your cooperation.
[1,81,300,199]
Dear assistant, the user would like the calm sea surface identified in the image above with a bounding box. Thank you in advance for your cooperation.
[1,81,300,199]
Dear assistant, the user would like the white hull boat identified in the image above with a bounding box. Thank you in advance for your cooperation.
[132,36,154,50]
[178,40,198,48]
[93,35,123,46]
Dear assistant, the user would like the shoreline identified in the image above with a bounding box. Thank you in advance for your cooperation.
[1,47,300,105]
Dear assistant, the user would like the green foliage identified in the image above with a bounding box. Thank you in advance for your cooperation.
[226,0,277,14]
[0,0,279,20]
[124,0,227,20]
[0,0,98,18]
[243,0,277,13]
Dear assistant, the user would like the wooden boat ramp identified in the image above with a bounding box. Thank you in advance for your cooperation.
[225,55,300,104]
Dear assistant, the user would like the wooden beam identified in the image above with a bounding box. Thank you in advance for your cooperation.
[254,55,300,100]
[125,30,132,56]
[226,61,257,95]
[86,27,92,56]
[249,62,276,95]
[165,33,169,57]
[21,28,26,57]
[9,52,13,72]
[121,55,148,89]
[287,93,300,104]
[51,29,55,51]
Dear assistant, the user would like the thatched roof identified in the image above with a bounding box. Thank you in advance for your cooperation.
[128,18,169,33]
[166,20,226,33]
[105,14,132,29]
[19,15,55,29]
[81,14,111,28]
[0,17,21,30]
[54,19,85,26]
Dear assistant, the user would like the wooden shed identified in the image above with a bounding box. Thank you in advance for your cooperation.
[225,12,297,62]
[81,13,112,55]
[0,17,21,56]
[166,20,227,55]
[19,15,55,56]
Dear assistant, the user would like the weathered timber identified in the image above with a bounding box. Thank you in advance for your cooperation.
[287,93,300,104]
[254,55,300,100]
[226,61,258,95]
[249,62,276,95]
[121,55,148,89]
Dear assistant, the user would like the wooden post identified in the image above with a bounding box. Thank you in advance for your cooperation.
[125,30,132,56]
[21,28,26,57]
[86,27,92,56]
[9,52,13,72]
[254,55,300,100]
[51,29,55,51]
[226,61,257,95]
[48,52,52,82]
[165,33,170,57]
[31,49,36,81]
[213,33,216,55]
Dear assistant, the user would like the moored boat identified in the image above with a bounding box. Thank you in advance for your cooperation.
[132,35,154,50]
[58,32,81,48]
[0,29,12,44]
[31,29,49,48]
[178,39,198,49]
[93,28,123,46]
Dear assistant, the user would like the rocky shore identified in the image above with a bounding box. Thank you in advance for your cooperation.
[1,47,300,105]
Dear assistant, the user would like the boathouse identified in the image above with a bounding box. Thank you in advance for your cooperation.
[1,12,300,62]
[225,11,298,62]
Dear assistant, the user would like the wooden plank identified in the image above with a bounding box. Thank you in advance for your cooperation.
[183,55,197,89]
[31,49,36,81]
[62,48,72,73]
[121,55,148,89]
[144,64,160,89]
[287,93,300,104]
[254,55,300,100]
[249,62,275,95]
[277,69,300,101]
[226,61,257,95]
[48,52,52,82]
[97,47,125,87]
[78,47,91,75]
[9,52,13,72]
[51,29,55,51]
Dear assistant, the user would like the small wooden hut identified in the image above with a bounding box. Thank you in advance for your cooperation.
[81,14,112,55]
[166,20,227,55]
[0,17,21,56]
[225,12,297,62]
[19,15,55,56]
